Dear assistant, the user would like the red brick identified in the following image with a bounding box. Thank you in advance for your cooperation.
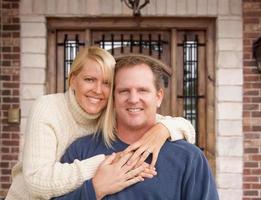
[1,60,11,66]
[252,112,261,117]
[243,190,258,196]
[1,183,11,189]
[252,155,261,160]
[244,162,259,168]
[0,148,10,153]
[1,155,18,161]
[252,169,261,174]
[3,25,19,31]
[2,140,19,146]
[0,162,9,168]
[244,176,259,182]
[243,104,259,110]
[0,75,11,81]
[0,176,10,182]
[245,148,259,153]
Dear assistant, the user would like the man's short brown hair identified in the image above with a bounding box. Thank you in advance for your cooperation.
[115,54,166,90]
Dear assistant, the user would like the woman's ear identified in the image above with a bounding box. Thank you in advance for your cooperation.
[70,75,76,90]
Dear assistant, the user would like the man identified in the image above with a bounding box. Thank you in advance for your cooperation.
[53,54,219,200]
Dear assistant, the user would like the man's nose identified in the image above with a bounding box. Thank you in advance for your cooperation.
[128,90,139,103]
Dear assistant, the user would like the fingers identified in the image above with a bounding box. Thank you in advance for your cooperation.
[150,151,159,168]
[127,147,148,165]
[115,152,133,168]
[140,167,157,179]
[102,153,116,165]
[125,164,145,180]
[135,150,151,167]
[122,141,141,154]
[122,176,144,188]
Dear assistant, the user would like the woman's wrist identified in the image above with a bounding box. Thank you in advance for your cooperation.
[157,123,171,140]
[93,184,105,200]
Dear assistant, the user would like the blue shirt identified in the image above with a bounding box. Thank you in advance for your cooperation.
[53,133,219,200]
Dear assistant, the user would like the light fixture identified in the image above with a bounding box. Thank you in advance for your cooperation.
[253,37,261,73]
[121,0,150,16]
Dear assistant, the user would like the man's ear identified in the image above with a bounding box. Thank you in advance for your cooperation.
[156,88,164,108]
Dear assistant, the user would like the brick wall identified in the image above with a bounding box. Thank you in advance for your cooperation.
[243,0,261,199]
[0,0,20,198]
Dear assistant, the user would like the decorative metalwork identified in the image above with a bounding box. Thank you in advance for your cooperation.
[58,34,84,91]
[121,0,150,16]
[183,36,198,132]
[95,33,168,59]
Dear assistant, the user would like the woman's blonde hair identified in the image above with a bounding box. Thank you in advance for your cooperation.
[68,46,116,146]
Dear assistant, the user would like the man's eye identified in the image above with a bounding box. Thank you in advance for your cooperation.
[119,90,128,94]
[140,89,149,93]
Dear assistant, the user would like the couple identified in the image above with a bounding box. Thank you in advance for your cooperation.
[6,47,218,199]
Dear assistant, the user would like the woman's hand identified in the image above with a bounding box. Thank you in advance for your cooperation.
[92,152,156,199]
[122,123,170,168]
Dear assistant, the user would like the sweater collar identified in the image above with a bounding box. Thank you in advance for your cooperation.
[65,87,101,125]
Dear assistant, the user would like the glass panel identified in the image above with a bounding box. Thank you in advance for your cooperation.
[65,40,78,78]
[99,41,162,52]
[183,40,198,130]
[63,34,84,91]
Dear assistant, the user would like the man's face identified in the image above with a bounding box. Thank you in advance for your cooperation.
[114,63,163,131]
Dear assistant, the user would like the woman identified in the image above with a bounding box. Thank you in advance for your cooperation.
[6,46,195,200]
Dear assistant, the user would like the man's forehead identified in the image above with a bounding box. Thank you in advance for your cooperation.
[115,64,153,79]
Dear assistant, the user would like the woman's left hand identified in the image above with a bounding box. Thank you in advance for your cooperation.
[122,123,170,168]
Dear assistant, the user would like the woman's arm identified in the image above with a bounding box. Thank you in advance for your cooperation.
[22,97,105,199]
[156,114,195,144]
[122,115,195,167]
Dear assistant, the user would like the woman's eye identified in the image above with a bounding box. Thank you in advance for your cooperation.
[84,78,94,82]
[103,80,110,86]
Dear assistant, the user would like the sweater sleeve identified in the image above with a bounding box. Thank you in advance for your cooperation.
[156,114,196,144]
[51,180,96,200]
[22,97,105,199]
[182,149,219,200]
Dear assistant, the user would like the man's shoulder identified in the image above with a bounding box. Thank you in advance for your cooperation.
[71,133,103,148]
[163,140,204,160]
[62,133,104,162]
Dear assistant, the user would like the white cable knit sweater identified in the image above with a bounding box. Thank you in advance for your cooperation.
[6,89,195,200]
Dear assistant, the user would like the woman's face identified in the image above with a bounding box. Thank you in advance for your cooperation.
[71,58,111,114]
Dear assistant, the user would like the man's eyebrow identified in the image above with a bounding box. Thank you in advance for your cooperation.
[115,86,129,90]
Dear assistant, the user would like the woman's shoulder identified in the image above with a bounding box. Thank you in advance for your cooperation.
[33,93,65,108]
[29,93,68,118]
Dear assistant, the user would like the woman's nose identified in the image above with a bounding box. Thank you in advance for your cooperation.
[94,82,102,94]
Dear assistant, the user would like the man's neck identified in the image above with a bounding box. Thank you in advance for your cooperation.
[116,125,154,144]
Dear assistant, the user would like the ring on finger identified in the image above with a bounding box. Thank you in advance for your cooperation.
[145,150,152,154]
